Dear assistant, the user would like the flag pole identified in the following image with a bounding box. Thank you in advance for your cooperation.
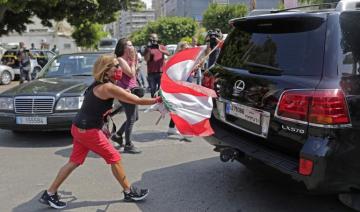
[193,40,223,69]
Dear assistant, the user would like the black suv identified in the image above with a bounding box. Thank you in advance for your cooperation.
[204,0,360,208]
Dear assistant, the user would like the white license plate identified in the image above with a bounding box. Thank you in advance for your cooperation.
[226,102,261,125]
[16,116,47,125]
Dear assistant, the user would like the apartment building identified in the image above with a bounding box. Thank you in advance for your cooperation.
[110,9,155,39]
[153,0,282,22]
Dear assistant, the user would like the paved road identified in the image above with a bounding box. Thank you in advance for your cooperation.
[0,81,353,212]
[0,81,19,92]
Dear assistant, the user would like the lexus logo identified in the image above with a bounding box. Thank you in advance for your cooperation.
[233,80,245,96]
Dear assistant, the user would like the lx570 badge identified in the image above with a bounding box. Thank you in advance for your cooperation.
[281,125,305,134]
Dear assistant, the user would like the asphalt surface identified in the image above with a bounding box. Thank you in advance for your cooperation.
[0,81,353,212]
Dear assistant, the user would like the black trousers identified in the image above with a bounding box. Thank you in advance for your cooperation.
[148,72,162,98]
[19,67,31,83]
[116,101,138,145]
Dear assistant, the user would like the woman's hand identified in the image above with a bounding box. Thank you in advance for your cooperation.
[155,96,162,104]
[117,57,136,78]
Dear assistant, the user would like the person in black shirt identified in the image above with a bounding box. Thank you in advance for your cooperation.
[39,54,161,209]
[17,42,33,84]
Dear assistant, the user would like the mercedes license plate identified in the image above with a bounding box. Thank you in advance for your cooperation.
[16,116,47,125]
[226,102,261,125]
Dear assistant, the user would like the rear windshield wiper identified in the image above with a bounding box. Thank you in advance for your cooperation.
[244,62,284,75]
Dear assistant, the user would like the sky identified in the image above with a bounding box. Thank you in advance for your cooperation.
[142,0,152,9]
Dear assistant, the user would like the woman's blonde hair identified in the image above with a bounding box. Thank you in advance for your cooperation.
[93,54,116,82]
[175,41,189,53]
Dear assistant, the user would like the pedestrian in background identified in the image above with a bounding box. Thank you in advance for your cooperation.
[111,38,142,154]
[191,36,199,47]
[206,28,223,69]
[39,54,160,209]
[136,49,146,88]
[144,33,169,98]
[30,43,36,50]
[190,36,202,84]
[17,42,32,84]
[51,44,59,54]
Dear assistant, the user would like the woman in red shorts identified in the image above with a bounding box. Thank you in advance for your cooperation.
[39,54,161,209]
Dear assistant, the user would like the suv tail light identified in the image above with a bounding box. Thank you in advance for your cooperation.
[299,158,313,176]
[276,89,350,125]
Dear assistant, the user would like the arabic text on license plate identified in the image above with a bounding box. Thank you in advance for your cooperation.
[226,103,261,125]
[16,116,47,125]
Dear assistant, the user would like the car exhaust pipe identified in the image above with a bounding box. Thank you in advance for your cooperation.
[219,148,242,162]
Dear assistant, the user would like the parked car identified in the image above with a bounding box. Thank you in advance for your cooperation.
[98,38,117,52]
[203,0,360,209]
[0,52,103,131]
[166,44,177,56]
[0,64,15,85]
[0,49,55,80]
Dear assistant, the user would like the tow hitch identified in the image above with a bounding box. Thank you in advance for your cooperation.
[219,148,242,162]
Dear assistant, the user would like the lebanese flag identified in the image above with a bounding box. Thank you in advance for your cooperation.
[160,46,217,136]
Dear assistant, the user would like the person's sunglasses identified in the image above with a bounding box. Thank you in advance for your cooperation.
[108,63,120,69]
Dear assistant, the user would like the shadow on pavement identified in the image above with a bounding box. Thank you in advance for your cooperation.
[12,190,122,212]
[11,157,352,211]
[0,130,72,148]
[132,130,179,143]
[133,157,351,212]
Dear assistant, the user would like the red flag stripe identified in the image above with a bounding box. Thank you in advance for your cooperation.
[170,113,214,136]
[161,73,216,97]
[162,47,202,72]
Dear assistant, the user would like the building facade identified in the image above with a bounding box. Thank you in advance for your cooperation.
[152,0,166,19]
[110,9,155,39]
[163,0,210,21]
[159,0,282,22]
[210,0,281,9]
[0,16,78,53]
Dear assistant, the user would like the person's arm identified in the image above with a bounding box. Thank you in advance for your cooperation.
[105,83,158,105]
[118,57,136,78]
[28,51,35,59]
[159,45,170,56]
[16,51,22,62]
[144,48,151,62]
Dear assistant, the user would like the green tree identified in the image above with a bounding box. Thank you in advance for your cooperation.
[130,16,198,46]
[72,22,108,49]
[202,3,248,34]
[0,0,143,48]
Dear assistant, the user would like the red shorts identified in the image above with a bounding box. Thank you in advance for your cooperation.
[69,125,121,165]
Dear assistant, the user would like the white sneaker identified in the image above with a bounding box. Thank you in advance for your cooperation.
[167,127,180,135]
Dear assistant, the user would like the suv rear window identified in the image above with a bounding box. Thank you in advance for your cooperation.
[338,12,360,76]
[217,15,326,76]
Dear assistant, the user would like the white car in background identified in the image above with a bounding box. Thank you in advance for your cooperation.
[0,49,55,80]
[166,44,177,56]
[0,64,15,85]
